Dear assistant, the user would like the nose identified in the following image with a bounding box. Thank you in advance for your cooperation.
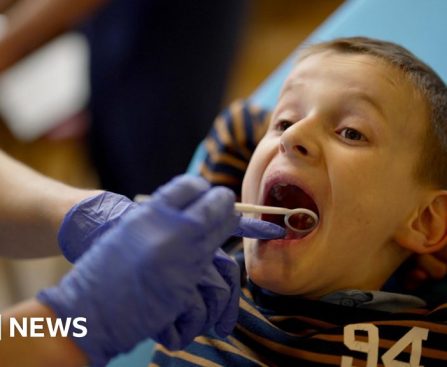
[279,117,321,162]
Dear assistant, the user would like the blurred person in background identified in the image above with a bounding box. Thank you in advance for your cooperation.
[0,0,247,198]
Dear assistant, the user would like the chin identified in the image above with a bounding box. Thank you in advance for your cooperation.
[247,265,303,295]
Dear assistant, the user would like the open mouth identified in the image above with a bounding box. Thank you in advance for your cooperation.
[262,183,319,235]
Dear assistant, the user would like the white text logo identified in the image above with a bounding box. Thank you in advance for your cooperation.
[0,316,87,340]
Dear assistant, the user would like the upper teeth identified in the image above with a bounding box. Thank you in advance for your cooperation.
[272,185,285,200]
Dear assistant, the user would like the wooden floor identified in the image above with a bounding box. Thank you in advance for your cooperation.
[0,0,343,306]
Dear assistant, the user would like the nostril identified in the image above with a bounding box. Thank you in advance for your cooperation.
[296,145,308,155]
[279,143,286,154]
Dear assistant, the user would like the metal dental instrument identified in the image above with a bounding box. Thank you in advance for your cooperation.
[134,195,319,234]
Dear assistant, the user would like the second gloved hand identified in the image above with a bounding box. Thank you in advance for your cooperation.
[38,175,242,366]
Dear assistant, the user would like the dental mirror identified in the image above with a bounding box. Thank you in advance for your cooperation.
[234,203,318,234]
[134,195,318,234]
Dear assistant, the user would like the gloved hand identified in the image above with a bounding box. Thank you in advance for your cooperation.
[59,180,285,263]
[156,248,241,348]
[58,191,138,263]
[38,175,243,366]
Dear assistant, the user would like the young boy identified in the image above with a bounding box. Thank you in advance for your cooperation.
[150,37,447,366]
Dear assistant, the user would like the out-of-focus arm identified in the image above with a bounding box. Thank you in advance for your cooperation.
[0,0,19,12]
[0,0,18,13]
[0,150,100,258]
[0,0,106,72]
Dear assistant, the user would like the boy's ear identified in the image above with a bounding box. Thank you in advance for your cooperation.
[394,191,447,254]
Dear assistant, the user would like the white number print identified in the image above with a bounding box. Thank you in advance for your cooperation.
[341,323,429,367]
[341,324,379,367]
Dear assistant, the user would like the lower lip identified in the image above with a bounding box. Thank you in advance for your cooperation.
[258,211,320,244]
[260,228,315,246]
[259,238,303,248]
[285,229,311,239]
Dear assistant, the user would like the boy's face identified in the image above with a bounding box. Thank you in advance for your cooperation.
[242,50,430,297]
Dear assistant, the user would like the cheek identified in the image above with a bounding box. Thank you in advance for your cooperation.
[242,140,276,202]
[326,160,387,227]
[328,160,412,239]
[329,153,389,199]
[241,163,257,204]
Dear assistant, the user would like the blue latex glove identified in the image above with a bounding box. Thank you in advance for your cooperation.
[58,192,138,263]
[59,184,285,263]
[38,176,243,366]
[156,248,240,348]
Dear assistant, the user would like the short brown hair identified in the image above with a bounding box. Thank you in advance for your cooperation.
[299,37,447,188]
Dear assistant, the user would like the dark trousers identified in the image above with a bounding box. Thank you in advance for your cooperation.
[82,0,247,197]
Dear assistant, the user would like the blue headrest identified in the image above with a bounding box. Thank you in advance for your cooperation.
[250,0,447,110]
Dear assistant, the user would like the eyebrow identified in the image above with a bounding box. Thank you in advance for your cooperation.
[282,79,386,116]
[349,91,387,121]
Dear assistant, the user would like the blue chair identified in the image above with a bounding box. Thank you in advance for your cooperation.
[108,1,447,365]
[107,340,155,367]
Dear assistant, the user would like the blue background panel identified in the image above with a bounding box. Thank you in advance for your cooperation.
[251,0,447,110]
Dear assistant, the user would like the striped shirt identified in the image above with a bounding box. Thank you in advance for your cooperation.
[151,282,447,366]
[150,100,447,366]
[199,99,271,198]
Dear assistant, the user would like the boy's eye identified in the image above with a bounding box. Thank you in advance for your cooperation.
[275,120,293,131]
[339,127,367,142]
